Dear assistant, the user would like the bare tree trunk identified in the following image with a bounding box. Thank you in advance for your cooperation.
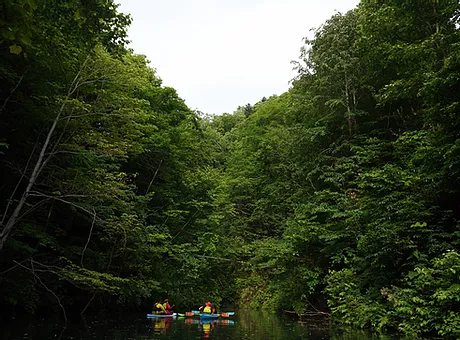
[146,159,163,194]
[0,56,90,251]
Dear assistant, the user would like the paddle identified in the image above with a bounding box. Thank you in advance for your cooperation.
[219,312,233,317]
[219,312,234,317]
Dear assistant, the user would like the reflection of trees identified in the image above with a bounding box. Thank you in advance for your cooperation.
[235,311,388,339]
[236,310,335,339]
[236,311,290,339]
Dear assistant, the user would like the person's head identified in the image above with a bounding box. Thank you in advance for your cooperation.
[164,298,169,302]
[206,301,211,306]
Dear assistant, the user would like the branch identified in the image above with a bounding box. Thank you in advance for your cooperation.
[146,160,163,195]
[15,197,52,224]
[284,310,330,317]
[75,78,110,89]
[31,260,85,290]
[57,112,126,121]
[28,191,88,199]
[81,209,97,267]
[43,150,108,160]
[0,54,91,251]
[194,254,245,264]
[14,260,68,323]
[26,192,102,224]
[43,107,76,170]
[170,210,198,242]
[1,137,39,226]
[72,69,118,92]
[80,292,96,315]
[0,68,28,114]
[0,258,29,276]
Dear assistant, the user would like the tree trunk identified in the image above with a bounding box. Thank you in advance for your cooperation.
[0,56,89,251]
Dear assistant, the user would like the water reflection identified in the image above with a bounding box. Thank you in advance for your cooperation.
[183,317,236,338]
[0,310,400,339]
[234,311,397,340]
[150,317,173,335]
[200,320,215,338]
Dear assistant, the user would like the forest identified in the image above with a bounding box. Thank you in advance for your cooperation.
[1,0,459,338]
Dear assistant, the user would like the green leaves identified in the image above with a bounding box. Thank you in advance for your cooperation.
[1,0,460,334]
[380,251,460,336]
[206,1,460,337]
[9,45,22,54]
[0,0,211,313]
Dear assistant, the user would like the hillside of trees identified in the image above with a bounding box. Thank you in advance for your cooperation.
[1,0,459,337]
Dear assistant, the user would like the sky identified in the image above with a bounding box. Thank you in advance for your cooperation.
[116,0,360,115]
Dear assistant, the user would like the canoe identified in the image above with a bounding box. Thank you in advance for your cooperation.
[200,313,219,319]
[147,313,178,318]
[191,310,235,316]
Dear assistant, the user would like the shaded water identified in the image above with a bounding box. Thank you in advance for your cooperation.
[0,310,398,339]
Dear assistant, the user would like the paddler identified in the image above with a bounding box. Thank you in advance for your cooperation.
[163,298,174,315]
[199,301,215,314]
[152,299,166,314]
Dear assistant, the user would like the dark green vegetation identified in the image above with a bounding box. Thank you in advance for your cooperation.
[1,0,459,338]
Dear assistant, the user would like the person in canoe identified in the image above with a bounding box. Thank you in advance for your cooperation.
[163,298,174,315]
[152,299,166,314]
[199,301,216,314]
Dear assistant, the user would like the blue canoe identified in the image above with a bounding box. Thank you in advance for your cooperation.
[200,313,220,319]
[191,310,235,316]
[147,313,178,318]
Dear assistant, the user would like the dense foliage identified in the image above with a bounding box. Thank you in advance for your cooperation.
[0,0,227,316]
[1,0,460,338]
[212,1,460,337]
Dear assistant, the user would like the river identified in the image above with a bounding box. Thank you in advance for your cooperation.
[0,310,399,339]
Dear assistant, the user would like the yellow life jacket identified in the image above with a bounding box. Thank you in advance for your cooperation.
[156,302,166,312]
[203,305,212,314]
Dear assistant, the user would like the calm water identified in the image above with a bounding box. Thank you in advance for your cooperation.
[0,310,398,340]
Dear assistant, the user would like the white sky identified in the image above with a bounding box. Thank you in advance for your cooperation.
[117,0,360,115]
